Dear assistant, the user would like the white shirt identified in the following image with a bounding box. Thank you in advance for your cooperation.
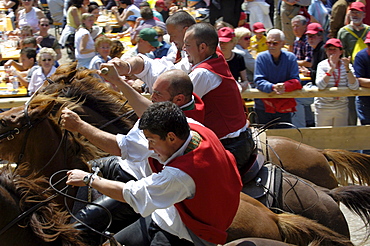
[116,118,202,241]
[28,66,57,94]
[74,28,95,60]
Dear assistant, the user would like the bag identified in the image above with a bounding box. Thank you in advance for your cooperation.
[344,26,369,63]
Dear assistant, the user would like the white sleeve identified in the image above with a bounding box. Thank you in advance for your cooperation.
[123,166,195,217]
[189,68,222,98]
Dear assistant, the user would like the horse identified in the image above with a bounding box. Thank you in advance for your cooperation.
[266,135,370,189]
[0,166,85,246]
[0,166,355,246]
[0,63,367,240]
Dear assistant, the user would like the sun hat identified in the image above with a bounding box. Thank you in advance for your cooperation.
[253,22,266,33]
[305,23,323,35]
[324,38,343,48]
[139,28,162,47]
[349,1,365,12]
[218,27,235,42]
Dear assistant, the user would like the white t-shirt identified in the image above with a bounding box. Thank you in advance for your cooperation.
[74,28,95,60]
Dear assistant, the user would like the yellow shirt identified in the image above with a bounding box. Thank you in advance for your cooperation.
[250,35,268,53]
[67,7,82,29]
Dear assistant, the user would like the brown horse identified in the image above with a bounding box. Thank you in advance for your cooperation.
[266,136,370,189]
[0,167,354,246]
[0,166,84,246]
[0,63,365,241]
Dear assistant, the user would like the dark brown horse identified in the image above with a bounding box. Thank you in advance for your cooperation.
[0,166,84,246]
[266,135,370,189]
[0,167,354,246]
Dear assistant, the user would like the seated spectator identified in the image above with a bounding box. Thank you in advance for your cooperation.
[20,36,39,50]
[89,36,112,69]
[234,26,255,84]
[35,18,62,62]
[109,39,125,58]
[131,6,166,45]
[59,0,84,47]
[254,29,302,128]
[16,0,45,32]
[121,15,138,37]
[214,20,234,30]
[315,38,359,126]
[75,13,96,68]
[152,26,170,58]
[88,4,100,22]
[154,0,166,21]
[250,22,268,55]
[111,0,141,28]
[218,27,249,91]
[4,47,38,87]
[28,48,57,95]
[121,27,162,59]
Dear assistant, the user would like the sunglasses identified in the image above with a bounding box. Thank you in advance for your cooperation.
[266,41,280,46]
[22,0,32,2]
[40,24,49,27]
[244,36,251,41]
[42,58,52,61]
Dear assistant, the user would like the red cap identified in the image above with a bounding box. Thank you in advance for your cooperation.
[155,0,166,9]
[350,1,365,12]
[218,27,235,42]
[324,38,343,48]
[239,12,246,20]
[305,23,324,35]
[253,22,266,33]
[365,32,370,44]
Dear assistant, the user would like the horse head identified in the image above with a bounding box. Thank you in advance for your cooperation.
[0,166,85,246]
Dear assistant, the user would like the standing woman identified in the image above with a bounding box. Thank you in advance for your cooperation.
[315,38,359,127]
[111,0,140,28]
[75,13,96,68]
[28,48,57,95]
[16,0,45,32]
[59,0,84,47]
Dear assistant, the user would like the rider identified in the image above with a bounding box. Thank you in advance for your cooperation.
[65,101,242,246]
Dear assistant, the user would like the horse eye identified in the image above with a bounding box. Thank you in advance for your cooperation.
[0,119,7,127]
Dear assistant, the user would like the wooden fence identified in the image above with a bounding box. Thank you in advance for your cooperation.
[2,87,370,149]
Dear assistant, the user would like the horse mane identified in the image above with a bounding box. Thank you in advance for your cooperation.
[39,62,137,134]
[0,166,85,246]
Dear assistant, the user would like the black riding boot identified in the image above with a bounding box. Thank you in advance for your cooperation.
[73,156,141,246]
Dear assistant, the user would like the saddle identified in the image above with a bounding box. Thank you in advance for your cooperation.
[241,129,283,209]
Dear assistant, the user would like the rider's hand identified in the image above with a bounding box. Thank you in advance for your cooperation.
[60,107,84,132]
[66,169,89,187]
[106,58,131,76]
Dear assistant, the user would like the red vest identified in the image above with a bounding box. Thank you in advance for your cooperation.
[183,93,205,124]
[195,51,246,138]
[148,123,242,244]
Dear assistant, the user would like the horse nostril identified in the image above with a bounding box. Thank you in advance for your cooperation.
[0,119,7,127]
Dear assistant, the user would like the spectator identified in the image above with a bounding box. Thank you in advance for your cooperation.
[214,20,234,30]
[280,0,311,50]
[3,0,20,13]
[89,36,112,70]
[291,14,314,128]
[139,1,163,21]
[4,47,38,87]
[154,0,166,21]
[35,18,62,62]
[88,4,99,22]
[131,6,166,45]
[111,0,141,28]
[300,22,327,83]
[254,29,302,128]
[209,0,243,28]
[20,36,39,50]
[353,32,370,149]
[47,0,64,24]
[152,26,170,58]
[75,13,96,68]
[233,26,255,84]
[59,0,84,47]
[337,1,369,125]
[315,38,359,126]
[218,27,249,91]
[28,48,57,94]
[109,39,125,58]
[329,0,355,38]
[250,22,268,55]
[16,0,45,32]
[120,15,138,37]
[121,27,162,59]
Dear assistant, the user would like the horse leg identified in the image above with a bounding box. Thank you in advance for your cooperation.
[281,173,350,238]
[267,136,339,189]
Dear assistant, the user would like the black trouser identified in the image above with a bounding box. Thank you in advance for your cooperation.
[72,156,140,246]
[209,0,244,28]
[113,216,194,246]
[221,128,256,175]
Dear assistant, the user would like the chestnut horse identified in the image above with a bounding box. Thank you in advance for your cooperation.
[0,167,354,246]
[266,136,370,189]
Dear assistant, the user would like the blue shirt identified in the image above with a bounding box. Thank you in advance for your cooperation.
[354,47,370,104]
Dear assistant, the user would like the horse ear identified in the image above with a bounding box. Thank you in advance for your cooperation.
[29,100,56,119]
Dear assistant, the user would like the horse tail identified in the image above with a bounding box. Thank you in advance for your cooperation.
[277,213,353,246]
[326,185,370,238]
[322,149,370,186]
